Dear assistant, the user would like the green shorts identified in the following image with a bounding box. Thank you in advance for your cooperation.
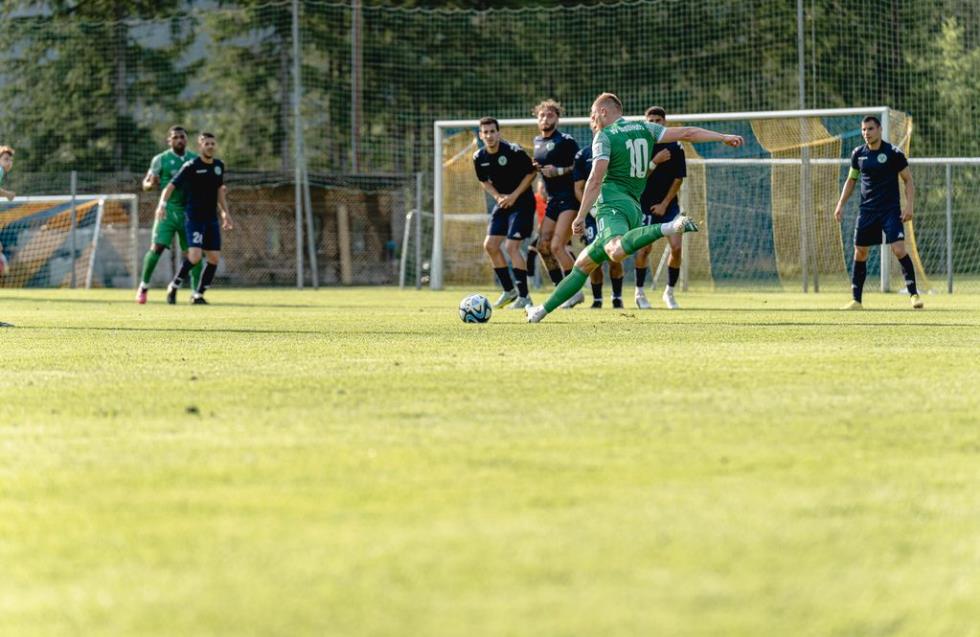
[152,209,188,250]
[586,199,642,263]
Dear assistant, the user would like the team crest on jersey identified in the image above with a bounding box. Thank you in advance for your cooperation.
[215,166,222,175]
[546,142,555,152]
[498,155,508,166]
[877,153,887,163]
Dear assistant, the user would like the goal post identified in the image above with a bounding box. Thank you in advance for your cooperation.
[0,194,139,288]
[430,106,933,293]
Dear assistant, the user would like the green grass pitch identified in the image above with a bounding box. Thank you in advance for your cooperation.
[1,287,978,636]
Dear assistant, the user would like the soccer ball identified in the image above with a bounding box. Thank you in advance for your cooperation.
[458,294,492,323]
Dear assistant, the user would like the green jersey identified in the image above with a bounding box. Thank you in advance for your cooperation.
[150,149,198,213]
[592,117,666,207]
[0,166,6,187]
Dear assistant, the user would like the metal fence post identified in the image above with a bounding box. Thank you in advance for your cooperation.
[415,172,423,289]
[69,170,78,289]
[946,162,953,294]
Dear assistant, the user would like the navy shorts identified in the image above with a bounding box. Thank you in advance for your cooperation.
[488,204,535,241]
[186,219,222,251]
[855,209,905,247]
[545,194,577,222]
[641,201,680,226]
[582,213,598,245]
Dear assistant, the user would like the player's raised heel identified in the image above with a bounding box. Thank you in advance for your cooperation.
[525,305,547,323]
[508,296,532,310]
[493,288,518,308]
[841,300,863,310]
[166,283,178,305]
[910,294,924,309]
[662,287,679,309]
[560,290,585,309]
[135,287,148,305]
[634,288,652,309]
[673,215,699,235]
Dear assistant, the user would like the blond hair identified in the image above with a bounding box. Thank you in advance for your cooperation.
[0,146,14,159]
[594,92,623,113]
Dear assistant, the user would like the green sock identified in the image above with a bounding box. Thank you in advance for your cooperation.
[544,267,589,313]
[190,260,204,292]
[141,250,162,286]
[621,223,665,256]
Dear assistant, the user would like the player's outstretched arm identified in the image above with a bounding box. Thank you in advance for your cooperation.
[660,127,743,147]
[572,158,608,236]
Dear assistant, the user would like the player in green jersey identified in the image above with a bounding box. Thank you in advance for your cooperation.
[136,126,202,304]
[526,93,743,323]
[0,146,15,327]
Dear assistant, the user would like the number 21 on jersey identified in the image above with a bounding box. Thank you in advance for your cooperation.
[626,138,649,178]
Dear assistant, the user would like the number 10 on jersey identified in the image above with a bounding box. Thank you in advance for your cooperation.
[626,138,649,177]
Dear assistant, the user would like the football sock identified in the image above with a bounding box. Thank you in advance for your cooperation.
[548,268,564,285]
[898,255,918,295]
[172,258,194,288]
[621,223,666,255]
[635,266,648,289]
[668,266,680,288]
[494,267,514,291]
[591,282,603,301]
[197,262,218,295]
[544,267,589,313]
[140,250,162,286]
[189,260,204,293]
[851,259,867,303]
[514,268,529,298]
[526,249,538,277]
[611,276,623,300]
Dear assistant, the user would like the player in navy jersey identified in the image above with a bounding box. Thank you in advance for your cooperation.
[531,100,581,302]
[833,116,921,309]
[634,106,685,309]
[573,136,624,309]
[473,116,537,309]
[156,132,235,305]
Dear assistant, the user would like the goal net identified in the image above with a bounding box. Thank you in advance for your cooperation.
[431,107,934,293]
[0,194,138,288]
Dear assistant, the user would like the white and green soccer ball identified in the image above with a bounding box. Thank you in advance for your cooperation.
[458,294,492,323]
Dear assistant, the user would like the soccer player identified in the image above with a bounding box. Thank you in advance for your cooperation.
[157,132,234,305]
[833,115,921,310]
[531,100,581,294]
[526,93,743,323]
[634,106,687,309]
[136,126,201,304]
[0,145,15,201]
[0,146,13,327]
[473,116,537,309]
[573,134,625,309]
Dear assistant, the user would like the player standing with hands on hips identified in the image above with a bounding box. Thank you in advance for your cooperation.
[156,132,234,305]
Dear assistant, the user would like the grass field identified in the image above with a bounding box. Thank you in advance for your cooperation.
[1,287,978,636]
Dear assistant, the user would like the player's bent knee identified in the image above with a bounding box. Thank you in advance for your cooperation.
[604,238,625,263]
[152,244,167,255]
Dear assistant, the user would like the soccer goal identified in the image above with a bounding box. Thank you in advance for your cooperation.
[0,194,139,288]
[430,107,936,293]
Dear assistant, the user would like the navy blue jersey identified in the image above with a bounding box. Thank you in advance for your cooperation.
[850,142,908,214]
[532,130,579,198]
[572,145,593,187]
[473,140,535,209]
[640,142,686,211]
[170,157,225,222]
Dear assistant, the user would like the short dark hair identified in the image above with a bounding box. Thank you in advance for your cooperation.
[862,116,881,127]
[199,132,216,140]
[478,117,499,131]
[645,106,666,119]
[168,126,187,135]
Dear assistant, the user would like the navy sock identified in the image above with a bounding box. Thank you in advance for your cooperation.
[494,267,513,291]
[898,255,918,295]
[196,262,218,295]
[526,249,537,277]
[611,276,623,299]
[514,268,529,298]
[591,282,602,301]
[635,267,648,289]
[548,268,564,285]
[851,260,867,303]
[668,266,680,288]
[172,258,193,288]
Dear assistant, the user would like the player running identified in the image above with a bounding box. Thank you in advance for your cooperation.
[157,132,234,305]
[634,106,686,309]
[531,100,581,293]
[473,116,537,309]
[526,93,743,323]
[136,126,200,304]
[834,115,920,309]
